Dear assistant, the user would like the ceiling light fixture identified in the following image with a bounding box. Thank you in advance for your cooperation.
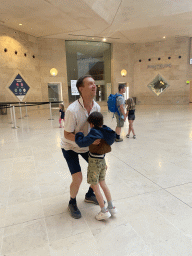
[163,36,166,39]
[102,38,106,42]
[19,24,22,26]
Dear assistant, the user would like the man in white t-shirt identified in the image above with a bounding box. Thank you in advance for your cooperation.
[61,75,100,219]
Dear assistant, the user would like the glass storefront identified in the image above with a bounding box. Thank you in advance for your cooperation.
[65,41,111,103]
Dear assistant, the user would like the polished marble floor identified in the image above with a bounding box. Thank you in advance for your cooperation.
[0,104,192,255]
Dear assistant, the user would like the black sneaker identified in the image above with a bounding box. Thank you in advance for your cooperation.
[84,194,99,205]
[68,203,81,219]
[84,194,105,205]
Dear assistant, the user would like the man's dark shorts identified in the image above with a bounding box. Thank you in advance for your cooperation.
[61,148,89,175]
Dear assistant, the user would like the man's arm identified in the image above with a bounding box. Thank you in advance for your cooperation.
[119,104,127,121]
[64,130,75,141]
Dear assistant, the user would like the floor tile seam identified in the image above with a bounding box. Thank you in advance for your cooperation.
[1,174,12,254]
[164,189,192,209]
[110,152,164,189]
[122,196,192,246]
[47,229,92,246]
[34,160,52,255]
[2,215,50,230]
[82,216,99,247]
[1,208,71,230]
[120,218,155,256]
[163,181,192,189]
[1,243,50,256]
[112,188,164,202]
[148,203,192,240]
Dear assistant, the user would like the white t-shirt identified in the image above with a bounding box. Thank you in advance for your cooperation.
[61,97,100,153]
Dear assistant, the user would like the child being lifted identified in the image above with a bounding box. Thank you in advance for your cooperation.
[75,111,117,221]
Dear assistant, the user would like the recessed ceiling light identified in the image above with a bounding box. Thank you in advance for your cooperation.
[19,24,22,26]
[163,36,166,39]
[102,38,106,42]
[92,38,94,40]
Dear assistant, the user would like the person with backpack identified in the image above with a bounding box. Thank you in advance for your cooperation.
[114,84,126,142]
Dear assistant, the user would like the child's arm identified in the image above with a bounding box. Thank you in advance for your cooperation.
[75,129,102,148]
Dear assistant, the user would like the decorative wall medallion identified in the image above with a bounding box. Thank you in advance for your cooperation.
[147,74,170,96]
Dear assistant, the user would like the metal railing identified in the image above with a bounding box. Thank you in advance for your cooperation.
[0,101,63,129]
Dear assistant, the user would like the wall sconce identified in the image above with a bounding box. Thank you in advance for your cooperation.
[121,69,127,77]
[50,68,58,76]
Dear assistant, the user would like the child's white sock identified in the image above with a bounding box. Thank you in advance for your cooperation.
[101,207,107,213]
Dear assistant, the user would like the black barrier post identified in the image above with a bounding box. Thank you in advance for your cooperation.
[24,102,28,117]
[48,102,54,120]
[12,106,19,129]
[18,102,23,119]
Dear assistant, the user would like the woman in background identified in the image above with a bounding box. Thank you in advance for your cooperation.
[126,98,136,139]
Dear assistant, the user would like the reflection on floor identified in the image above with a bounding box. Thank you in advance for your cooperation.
[0,104,192,256]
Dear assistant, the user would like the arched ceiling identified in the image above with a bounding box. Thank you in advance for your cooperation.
[1,0,192,43]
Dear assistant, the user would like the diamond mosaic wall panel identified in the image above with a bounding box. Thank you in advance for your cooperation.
[147,74,169,96]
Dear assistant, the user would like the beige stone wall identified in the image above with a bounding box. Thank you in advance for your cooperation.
[111,43,134,95]
[38,38,69,107]
[132,37,191,105]
[1,24,192,106]
[0,25,69,107]
[0,25,41,102]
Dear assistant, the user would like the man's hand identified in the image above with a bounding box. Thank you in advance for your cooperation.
[92,139,101,145]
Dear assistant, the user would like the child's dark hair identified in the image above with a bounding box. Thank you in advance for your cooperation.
[87,112,103,127]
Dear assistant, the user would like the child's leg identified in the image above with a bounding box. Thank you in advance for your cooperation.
[100,179,117,215]
[128,120,131,135]
[130,120,135,136]
[59,118,62,128]
[91,183,105,209]
[99,180,112,202]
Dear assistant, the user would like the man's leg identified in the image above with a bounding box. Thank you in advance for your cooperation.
[61,149,82,219]
[115,114,123,142]
[70,172,82,198]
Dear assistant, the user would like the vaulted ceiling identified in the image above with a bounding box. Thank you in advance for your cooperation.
[1,0,192,43]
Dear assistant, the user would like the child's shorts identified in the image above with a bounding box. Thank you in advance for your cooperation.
[87,156,106,185]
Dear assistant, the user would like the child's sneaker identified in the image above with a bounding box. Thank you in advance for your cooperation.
[133,135,136,139]
[126,134,130,138]
[107,207,117,215]
[95,210,111,221]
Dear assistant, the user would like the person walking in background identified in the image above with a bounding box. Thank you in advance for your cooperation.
[115,84,126,142]
[75,111,117,221]
[59,103,65,128]
[61,75,101,219]
[126,98,136,139]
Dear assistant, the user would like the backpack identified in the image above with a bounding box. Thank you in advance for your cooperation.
[107,93,122,116]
